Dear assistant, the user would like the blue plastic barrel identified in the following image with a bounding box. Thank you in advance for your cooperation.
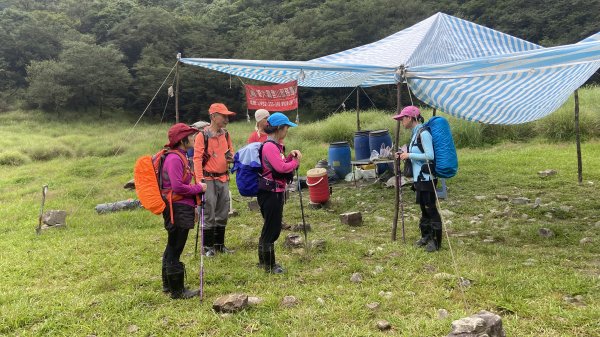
[328,141,351,179]
[353,130,371,161]
[369,129,393,174]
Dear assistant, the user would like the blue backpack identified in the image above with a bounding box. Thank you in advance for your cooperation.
[231,140,288,197]
[414,116,458,178]
[231,142,264,197]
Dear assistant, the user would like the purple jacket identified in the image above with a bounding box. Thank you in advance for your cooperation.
[261,140,299,193]
[161,149,203,207]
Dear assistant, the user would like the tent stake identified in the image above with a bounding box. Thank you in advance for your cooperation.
[575,89,582,184]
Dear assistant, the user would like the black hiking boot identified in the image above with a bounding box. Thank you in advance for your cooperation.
[203,228,216,257]
[204,247,216,257]
[415,218,432,247]
[264,244,284,274]
[424,239,438,252]
[431,222,443,250]
[167,263,199,300]
[257,244,266,269]
[214,227,235,254]
[161,266,170,293]
[414,237,428,247]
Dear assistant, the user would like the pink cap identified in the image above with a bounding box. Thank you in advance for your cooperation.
[392,105,420,120]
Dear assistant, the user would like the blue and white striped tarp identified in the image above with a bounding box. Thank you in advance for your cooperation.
[179,58,394,88]
[180,12,600,125]
[581,32,600,43]
[181,13,539,88]
[406,41,600,124]
[313,13,540,69]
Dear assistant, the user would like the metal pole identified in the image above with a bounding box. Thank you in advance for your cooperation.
[356,87,360,131]
[199,195,205,301]
[392,82,403,242]
[575,90,582,184]
[175,55,180,124]
[296,169,309,252]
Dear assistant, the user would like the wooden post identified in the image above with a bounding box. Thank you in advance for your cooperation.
[175,59,180,124]
[575,89,582,184]
[356,87,361,131]
[432,108,437,116]
[392,82,404,242]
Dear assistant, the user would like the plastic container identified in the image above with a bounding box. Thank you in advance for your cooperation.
[306,168,330,204]
[328,141,351,179]
[353,130,371,160]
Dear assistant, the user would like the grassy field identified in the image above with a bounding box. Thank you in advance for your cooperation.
[1,104,599,336]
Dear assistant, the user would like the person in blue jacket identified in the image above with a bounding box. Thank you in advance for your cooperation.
[394,106,442,252]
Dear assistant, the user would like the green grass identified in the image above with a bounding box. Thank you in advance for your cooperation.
[1,103,599,336]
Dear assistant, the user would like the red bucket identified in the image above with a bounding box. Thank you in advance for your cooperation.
[306,168,329,204]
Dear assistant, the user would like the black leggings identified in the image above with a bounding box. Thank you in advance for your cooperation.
[162,227,190,272]
[162,203,195,272]
[417,190,441,223]
[257,190,285,247]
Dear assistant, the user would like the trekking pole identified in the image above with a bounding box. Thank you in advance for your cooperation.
[399,159,405,243]
[296,168,309,252]
[199,194,205,301]
[194,212,200,257]
[36,185,48,235]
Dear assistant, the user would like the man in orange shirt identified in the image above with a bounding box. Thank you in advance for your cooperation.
[193,103,235,256]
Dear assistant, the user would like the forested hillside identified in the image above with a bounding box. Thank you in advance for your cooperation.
[1,0,599,121]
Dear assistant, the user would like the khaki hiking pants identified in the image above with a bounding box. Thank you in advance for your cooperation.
[204,179,230,230]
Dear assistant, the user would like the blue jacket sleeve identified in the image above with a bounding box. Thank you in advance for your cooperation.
[409,130,434,161]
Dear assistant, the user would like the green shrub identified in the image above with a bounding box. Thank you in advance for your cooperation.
[24,143,74,161]
[0,151,31,166]
[89,144,127,157]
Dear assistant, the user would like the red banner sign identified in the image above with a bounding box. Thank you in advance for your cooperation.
[245,80,298,111]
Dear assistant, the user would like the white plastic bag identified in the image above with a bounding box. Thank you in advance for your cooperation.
[361,169,376,179]
[369,150,379,161]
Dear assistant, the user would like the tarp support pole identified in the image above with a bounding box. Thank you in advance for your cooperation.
[392,82,404,242]
[432,108,437,116]
[175,55,180,124]
[575,89,583,184]
[356,87,360,131]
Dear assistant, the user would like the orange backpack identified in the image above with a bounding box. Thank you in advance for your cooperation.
[134,149,193,224]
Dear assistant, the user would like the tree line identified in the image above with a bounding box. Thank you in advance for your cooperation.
[1,0,598,121]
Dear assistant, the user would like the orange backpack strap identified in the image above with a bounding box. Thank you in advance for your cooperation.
[161,150,198,224]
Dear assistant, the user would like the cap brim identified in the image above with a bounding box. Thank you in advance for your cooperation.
[285,121,298,127]
[213,110,236,115]
[392,113,404,120]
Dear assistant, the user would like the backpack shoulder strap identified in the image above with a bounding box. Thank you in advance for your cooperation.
[202,128,230,153]
[260,140,283,172]
[163,150,191,182]
[224,129,230,143]
[152,149,169,189]
[262,140,283,154]
[414,126,429,154]
[202,128,209,149]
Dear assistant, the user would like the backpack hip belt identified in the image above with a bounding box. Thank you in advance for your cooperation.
[258,176,282,192]
[203,171,229,178]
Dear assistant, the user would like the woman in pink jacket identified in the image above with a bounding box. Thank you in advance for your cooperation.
[161,123,207,299]
[257,112,302,274]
